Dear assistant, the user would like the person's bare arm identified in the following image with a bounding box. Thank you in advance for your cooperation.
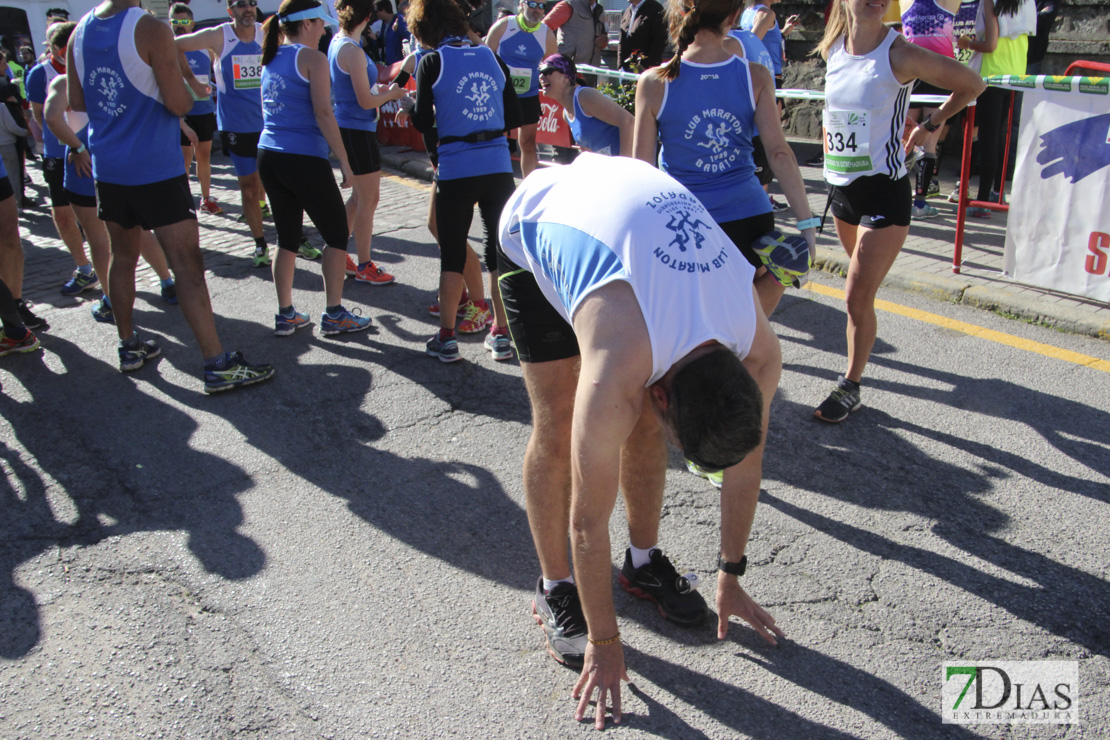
[44,75,91,177]
[893,38,986,153]
[568,282,654,731]
[751,6,774,39]
[485,16,508,53]
[174,25,224,95]
[579,86,633,156]
[632,70,663,164]
[340,42,405,110]
[750,62,815,253]
[302,48,353,187]
[65,43,85,112]
[544,25,559,57]
[715,297,785,643]
[136,14,193,116]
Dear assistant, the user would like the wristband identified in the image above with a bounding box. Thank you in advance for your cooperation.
[796,217,821,232]
[717,554,747,576]
[588,632,621,646]
[75,143,86,154]
[922,116,941,133]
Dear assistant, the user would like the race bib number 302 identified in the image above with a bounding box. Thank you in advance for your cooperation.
[232,54,263,90]
[823,110,872,175]
[510,66,532,94]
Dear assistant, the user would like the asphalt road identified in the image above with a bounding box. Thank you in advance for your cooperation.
[1,172,1107,739]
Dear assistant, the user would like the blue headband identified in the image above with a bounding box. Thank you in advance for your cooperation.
[279,6,337,25]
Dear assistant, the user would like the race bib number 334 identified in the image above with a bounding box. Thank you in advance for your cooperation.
[823,110,872,174]
[232,54,263,90]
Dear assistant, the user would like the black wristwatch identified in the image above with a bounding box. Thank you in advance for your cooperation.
[717,554,748,576]
[922,116,941,133]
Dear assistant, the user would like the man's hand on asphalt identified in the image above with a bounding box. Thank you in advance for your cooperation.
[572,641,628,730]
[715,571,785,644]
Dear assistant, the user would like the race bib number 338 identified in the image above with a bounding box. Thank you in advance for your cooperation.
[823,110,872,174]
[232,54,263,90]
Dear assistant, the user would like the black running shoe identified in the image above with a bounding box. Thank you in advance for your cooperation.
[532,577,587,669]
[813,375,861,423]
[618,549,707,626]
[15,299,46,330]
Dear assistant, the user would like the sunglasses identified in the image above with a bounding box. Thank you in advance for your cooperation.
[171,18,193,25]
[538,67,558,76]
[523,1,544,8]
[229,0,258,8]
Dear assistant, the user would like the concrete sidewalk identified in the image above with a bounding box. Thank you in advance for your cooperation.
[380,141,1110,342]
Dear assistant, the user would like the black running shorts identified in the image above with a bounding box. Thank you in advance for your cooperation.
[182,112,218,145]
[339,127,382,176]
[830,173,912,228]
[496,250,580,364]
[96,174,196,230]
[519,94,541,127]
[43,157,68,207]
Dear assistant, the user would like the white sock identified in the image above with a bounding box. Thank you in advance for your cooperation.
[629,544,658,569]
[543,575,574,592]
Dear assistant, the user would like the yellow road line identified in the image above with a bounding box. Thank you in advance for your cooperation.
[803,281,1110,373]
[383,173,432,192]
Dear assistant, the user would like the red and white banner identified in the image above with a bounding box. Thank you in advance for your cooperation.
[1002,78,1110,302]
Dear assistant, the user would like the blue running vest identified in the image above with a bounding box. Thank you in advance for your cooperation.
[329,36,377,132]
[739,6,782,75]
[72,7,183,185]
[185,49,215,116]
[656,57,769,223]
[259,45,329,160]
[214,23,264,133]
[566,87,620,156]
[431,44,511,181]
[26,63,65,158]
[498,18,546,99]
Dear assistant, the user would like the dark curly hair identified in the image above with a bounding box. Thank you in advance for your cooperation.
[405,0,469,48]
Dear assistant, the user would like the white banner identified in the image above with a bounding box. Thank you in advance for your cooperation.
[1003,86,1110,303]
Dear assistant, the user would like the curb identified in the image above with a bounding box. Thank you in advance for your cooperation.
[381,148,1110,343]
[815,249,1110,341]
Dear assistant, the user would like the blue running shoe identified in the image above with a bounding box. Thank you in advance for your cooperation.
[118,335,160,372]
[203,351,275,394]
[91,297,115,324]
[321,306,371,336]
[61,269,99,296]
[275,309,311,336]
[161,279,178,305]
[425,332,460,363]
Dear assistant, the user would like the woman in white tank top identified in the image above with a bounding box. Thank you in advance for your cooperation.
[811,0,984,423]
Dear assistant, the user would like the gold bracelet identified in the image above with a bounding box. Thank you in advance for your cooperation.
[588,633,621,646]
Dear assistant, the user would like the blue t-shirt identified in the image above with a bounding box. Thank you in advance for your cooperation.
[259,45,329,160]
[656,57,769,223]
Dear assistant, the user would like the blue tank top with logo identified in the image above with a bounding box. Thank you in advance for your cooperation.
[740,6,783,75]
[656,57,769,223]
[498,18,546,98]
[566,87,620,156]
[329,36,377,132]
[63,118,94,197]
[71,7,183,185]
[431,43,511,181]
[259,45,329,160]
[185,49,215,116]
[215,23,264,133]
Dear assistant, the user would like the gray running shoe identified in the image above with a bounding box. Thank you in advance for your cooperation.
[532,578,587,669]
[813,375,862,423]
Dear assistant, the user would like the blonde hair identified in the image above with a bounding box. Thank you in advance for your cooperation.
[815,0,850,59]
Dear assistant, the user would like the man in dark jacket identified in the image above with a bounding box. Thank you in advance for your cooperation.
[618,0,665,72]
